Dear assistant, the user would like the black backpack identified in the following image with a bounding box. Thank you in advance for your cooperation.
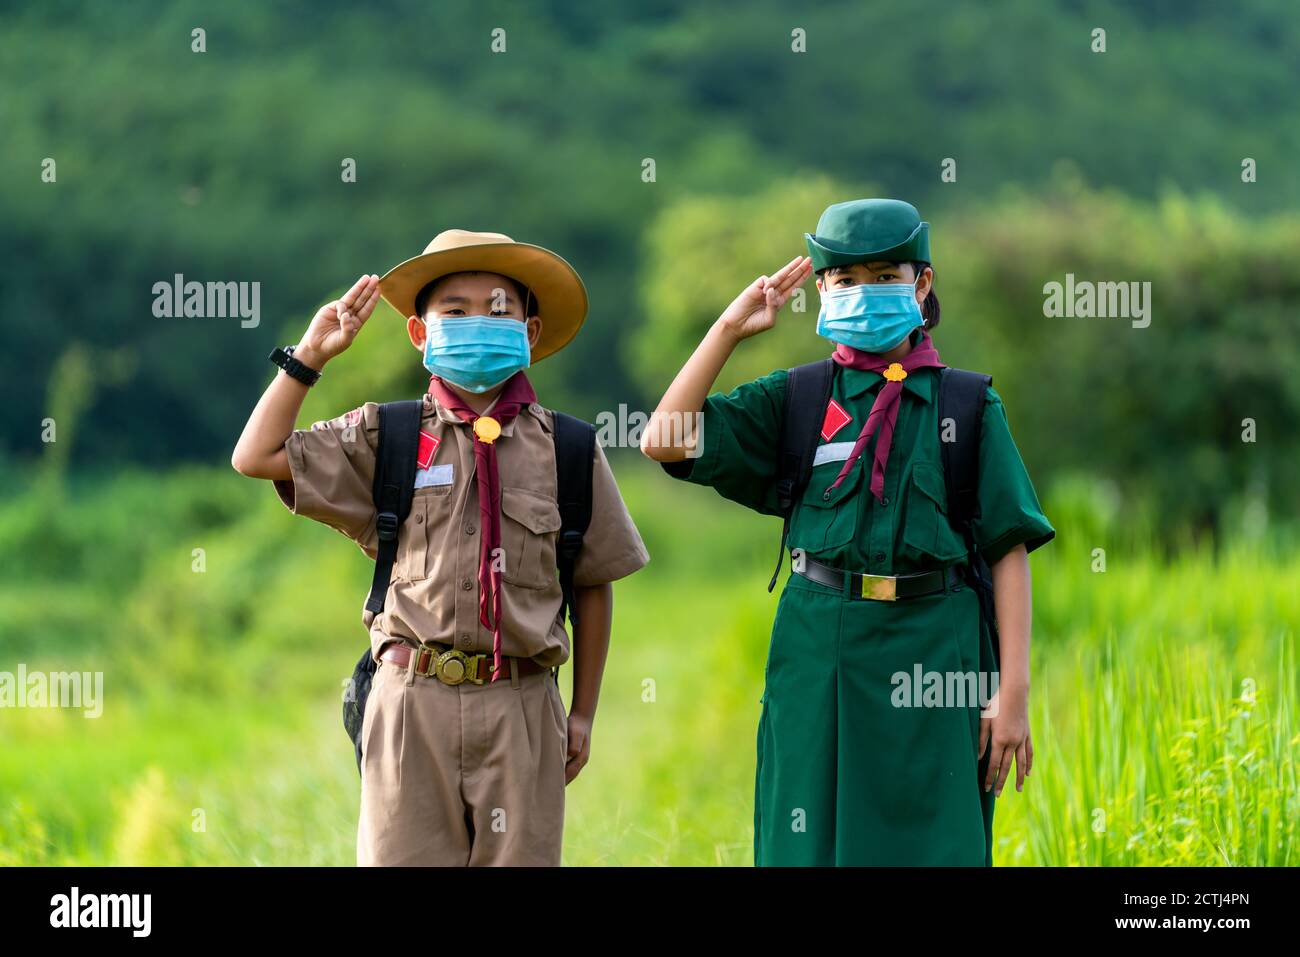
[768,360,999,660]
[341,401,596,775]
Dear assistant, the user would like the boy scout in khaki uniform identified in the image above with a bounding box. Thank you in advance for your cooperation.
[642,200,1053,866]
[232,230,649,866]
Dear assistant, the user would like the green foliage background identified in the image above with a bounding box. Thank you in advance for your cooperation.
[2,1,1298,865]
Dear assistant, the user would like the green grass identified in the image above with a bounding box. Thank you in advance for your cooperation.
[0,457,1295,865]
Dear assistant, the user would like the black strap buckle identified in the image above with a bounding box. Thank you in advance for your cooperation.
[376,511,399,542]
[773,477,794,513]
[557,528,585,560]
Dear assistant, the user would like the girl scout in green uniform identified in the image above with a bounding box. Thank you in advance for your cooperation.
[641,199,1054,866]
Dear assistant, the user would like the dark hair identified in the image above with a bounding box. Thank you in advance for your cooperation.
[414,271,536,318]
[816,261,941,332]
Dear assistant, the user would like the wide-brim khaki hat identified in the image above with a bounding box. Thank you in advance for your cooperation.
[378,229,588,362]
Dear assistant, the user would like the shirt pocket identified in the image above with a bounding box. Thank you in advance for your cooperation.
[400,485,454,582]
[788,459,863,555]
[899,461,968,566]
[499,486,563,589]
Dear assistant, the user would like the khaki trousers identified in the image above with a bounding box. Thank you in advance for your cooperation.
[357,655,568,866]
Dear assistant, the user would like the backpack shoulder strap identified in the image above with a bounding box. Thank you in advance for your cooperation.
[767,358,835,591]
[936,367,991,537]
[775,358,835,516]
[937,367,1001,667]
[365,399,423,618]
[551,410,596,630]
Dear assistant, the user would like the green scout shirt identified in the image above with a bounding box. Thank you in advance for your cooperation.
[664,362,1055,573]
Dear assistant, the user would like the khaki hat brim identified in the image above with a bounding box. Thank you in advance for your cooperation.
[378,242,588,363]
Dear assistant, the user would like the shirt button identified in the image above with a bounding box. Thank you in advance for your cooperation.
[880,497,890,507]
[460,634,472,647]
[415,513,424,524]
[872,551,886,564]
[461,579,473,590]
[465,523,476,535]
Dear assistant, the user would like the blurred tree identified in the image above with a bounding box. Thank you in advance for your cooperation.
[3,0,1299,488]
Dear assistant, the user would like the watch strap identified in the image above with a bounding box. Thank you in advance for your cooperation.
[269,345,322,386]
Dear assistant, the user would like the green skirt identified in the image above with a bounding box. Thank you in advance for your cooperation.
[754,572,997,866]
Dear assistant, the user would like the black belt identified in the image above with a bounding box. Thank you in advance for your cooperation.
[791,549,963,600]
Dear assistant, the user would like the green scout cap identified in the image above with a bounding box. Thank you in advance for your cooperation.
[804,198,931,271]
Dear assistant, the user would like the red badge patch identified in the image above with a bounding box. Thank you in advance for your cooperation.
[820,400,851,441]
[416,430,440,470]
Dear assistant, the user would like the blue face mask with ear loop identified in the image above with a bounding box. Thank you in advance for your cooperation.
[816,280,925,353]
[422,315,532,393]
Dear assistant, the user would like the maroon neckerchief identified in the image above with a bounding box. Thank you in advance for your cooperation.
[826,331,946,501]
[426,371,537,682]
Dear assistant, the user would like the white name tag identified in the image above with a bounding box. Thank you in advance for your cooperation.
[813,441,856,467]
[414,464,454,489]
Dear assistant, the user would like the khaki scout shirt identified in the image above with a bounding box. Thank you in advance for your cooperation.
[275,393,649,667]
[664,362,1055,574]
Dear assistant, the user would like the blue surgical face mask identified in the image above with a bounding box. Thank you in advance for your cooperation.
[422,315,531,393]
[816,281,925,353]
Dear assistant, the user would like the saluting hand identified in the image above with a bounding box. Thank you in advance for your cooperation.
[716,255,813,341]
[296,274,382,369]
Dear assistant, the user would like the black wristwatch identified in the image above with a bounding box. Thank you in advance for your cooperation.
[269,345,322,386]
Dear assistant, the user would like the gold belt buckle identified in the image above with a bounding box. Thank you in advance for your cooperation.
[434,649,496,685]
[860,574,898,601]
[434,649,471,685]
[411,643,440,678]
[464,653,496,685]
